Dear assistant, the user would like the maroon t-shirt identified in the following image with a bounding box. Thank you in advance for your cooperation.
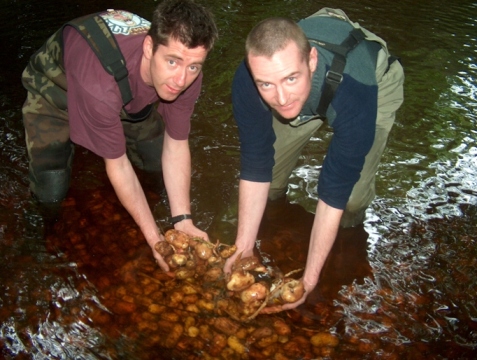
[63,11,202,159]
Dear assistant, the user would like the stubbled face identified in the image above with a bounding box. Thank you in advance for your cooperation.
[247,41,317,120]
[141,36,208,101]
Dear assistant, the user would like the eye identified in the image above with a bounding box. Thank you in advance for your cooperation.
[189,65,201,72]
[287,76,297,83]
[260,82,272,89]
[168,59,176,66]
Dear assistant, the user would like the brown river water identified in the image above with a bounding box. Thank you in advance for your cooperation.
[1,0,476,359]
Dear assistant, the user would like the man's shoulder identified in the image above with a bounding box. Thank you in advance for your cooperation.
[232,61,257,94]
[233,60,250,80]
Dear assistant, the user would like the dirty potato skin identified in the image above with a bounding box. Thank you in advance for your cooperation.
[164,229,190,251]
[226,270,255,292]
[280,279,305,303]
[154,241,174,257]
[240,282,268,303]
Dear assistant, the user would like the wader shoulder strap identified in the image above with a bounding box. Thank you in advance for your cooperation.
[309,28,366,117]
[67,14,133,105]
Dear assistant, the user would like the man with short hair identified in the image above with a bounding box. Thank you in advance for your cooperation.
[21,0,218,271]
[227,9,404,312]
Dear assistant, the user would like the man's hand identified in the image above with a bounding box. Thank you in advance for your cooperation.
[173,219,209,241]
[223,247,254,274]
[148,232,174,275]
[223,179,270,274]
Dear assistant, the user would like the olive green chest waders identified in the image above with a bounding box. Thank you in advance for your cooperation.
[21,12,164,203]
[268,8,404,227]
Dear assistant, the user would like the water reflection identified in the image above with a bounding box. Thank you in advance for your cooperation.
[1,0,477,358]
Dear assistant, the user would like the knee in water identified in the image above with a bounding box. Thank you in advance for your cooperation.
[30,168,71,203]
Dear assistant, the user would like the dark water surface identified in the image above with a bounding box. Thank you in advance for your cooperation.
[1,0,476,359]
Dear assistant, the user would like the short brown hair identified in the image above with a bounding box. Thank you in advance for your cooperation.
[245,17,310,62]
[148,0,218,53]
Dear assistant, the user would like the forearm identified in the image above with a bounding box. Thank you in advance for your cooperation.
[161,132,208,239]
[235,179,270,254]
[162,134,192,216]
[302,199,343,290]
[105,155,161,248]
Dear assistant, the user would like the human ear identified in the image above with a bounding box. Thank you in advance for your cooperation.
[309,47,318,72]
[143,35,153,60]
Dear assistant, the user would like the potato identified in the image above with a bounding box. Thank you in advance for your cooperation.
[226,271,255,292]
[273,319,291,337]
[309,332,339,348]
[213,317,241,336]
[187,326,200,337]
[227,335,246,354]
[165,323,184,348]
[148,303,165,315]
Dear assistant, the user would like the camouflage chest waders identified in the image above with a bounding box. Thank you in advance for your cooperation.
[21,11,164,203]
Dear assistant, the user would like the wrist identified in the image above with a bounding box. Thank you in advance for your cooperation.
[170,214,192,225]
[302,274,318,291]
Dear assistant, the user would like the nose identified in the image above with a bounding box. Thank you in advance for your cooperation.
[276,86,289,106]
[173,68,187,88]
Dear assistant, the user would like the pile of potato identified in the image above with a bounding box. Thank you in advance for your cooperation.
[47,194,341,359]
[155,229,305,322]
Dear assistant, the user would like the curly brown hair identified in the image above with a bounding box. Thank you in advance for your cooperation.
[148,0,218,53]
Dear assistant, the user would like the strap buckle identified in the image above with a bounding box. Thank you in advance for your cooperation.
[325,70,343,85]
[110,60,129,82]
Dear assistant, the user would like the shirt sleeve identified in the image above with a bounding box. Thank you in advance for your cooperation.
[232,61,275,182]
[318,75,378,209]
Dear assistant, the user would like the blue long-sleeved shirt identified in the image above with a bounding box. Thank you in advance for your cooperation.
[232,16,381,209]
